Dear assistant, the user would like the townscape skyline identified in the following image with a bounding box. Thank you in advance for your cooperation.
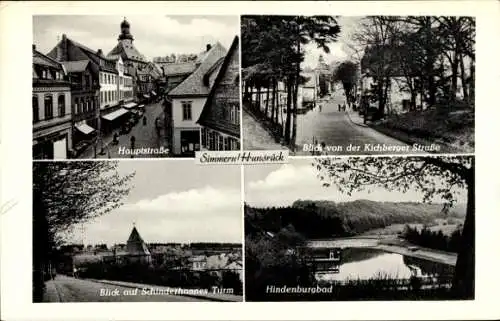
[33,15,239,60]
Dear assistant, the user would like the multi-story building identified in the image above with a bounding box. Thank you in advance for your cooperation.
[115,56,134,103]
[167,42,227,156]
[61,59,100,155]
[32,45,72,159]
[107,18,148,100]
[46,35,130,136]
[198,36,241,151]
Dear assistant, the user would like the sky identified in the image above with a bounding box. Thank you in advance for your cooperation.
[33,15,239,60]
[67,161,242,246]
[302,16,362,69]
[244,158,467,208]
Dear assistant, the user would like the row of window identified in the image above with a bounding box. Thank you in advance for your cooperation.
[33,94,66,123]
[100,89,134,105]
[100,73,118,85]
[201,128,240,151]
[100,90,117,105]
[34,66,65,81]
[73,97,97,115]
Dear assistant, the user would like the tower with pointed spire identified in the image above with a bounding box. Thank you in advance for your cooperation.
[125,224,152,264]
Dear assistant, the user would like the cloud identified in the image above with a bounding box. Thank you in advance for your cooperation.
[248,164,319,191]
[121,185,241,218]
[72,185,242,244]
[244,162,460,208]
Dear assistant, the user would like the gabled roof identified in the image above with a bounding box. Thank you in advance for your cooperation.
[33,49,63,70]
[61,60,90,73]
[197,36,240,138]
[49,36,118,74]
[162,62,197,76]
[126,226,151,256]
[107,41,146,62]
[168,42,227,97]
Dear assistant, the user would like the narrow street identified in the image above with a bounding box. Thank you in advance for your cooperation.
[43,275,215,302]
[78,102,169,159]
[242,109,288,151]
[294,91,413,155]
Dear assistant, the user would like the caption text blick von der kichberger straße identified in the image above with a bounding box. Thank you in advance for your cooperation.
[302,143,441,153]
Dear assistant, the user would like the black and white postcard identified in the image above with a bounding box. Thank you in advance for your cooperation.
[244,156,474,301]
[33,161,243,302]
[241,16,475,156]
[1,1,498,321]
[32,15,241,159]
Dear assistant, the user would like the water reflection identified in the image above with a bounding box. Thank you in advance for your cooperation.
[315,248,454,282]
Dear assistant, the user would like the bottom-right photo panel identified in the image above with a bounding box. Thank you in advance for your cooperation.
[244,155,474,301]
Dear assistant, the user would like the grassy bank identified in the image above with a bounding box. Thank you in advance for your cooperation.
[371,107,474,153]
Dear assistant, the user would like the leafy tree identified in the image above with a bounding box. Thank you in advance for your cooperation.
[314,156,474,299]
[241,16,341,150]
[32,161,134,302]
[333,61,359,105]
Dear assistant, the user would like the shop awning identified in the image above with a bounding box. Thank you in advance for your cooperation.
[123,102,138,109]
[76,123,96,135]
[102,108,129,121]
[143,94,150,99]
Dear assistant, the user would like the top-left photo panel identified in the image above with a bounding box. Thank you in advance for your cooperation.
[33,15,241,159]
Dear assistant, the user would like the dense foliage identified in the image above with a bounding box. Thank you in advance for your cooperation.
[245,200,465,239]
[403,225,462,253]
[33,161,134,302]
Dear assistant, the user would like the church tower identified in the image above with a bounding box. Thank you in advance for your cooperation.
[118,17,134,42]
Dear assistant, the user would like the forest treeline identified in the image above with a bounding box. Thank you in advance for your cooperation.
[245,200,465,238]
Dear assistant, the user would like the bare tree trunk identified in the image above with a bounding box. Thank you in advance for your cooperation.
[271,79,277,124]
[276,80,281,125]
[469,61,475,107]
[451,52,459,102]
[452,164,475,299]
[291,36,301,152]
[284,79,292,144]
[265,81,270,118]
[459,53,469,103]
[291,79,298,151]
[256,86,261,111]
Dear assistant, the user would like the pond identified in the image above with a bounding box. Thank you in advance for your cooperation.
[314,248,454,282]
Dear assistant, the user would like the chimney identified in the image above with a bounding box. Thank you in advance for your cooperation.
[206,44,212,52]
[97,49,103,57]
[62,34,67,41]
[32,44,36,51]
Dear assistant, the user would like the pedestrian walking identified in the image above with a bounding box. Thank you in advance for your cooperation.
[143,115,147,126]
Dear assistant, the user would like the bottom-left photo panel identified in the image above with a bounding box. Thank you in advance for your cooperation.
[33,160,243,302]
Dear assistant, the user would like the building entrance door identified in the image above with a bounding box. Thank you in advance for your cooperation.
[180,130,200,157]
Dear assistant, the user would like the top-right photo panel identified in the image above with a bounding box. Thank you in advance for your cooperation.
[241,16,475,156]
